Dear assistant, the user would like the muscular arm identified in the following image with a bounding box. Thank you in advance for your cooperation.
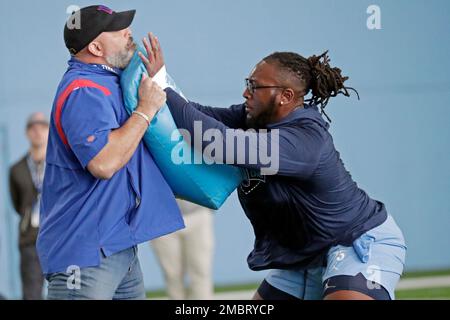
[137,34,321,177]
[165,88,323,177]
[182,100,247,129]
[154,67,247,129]
[86,109,152,179]
[67,74,165,180]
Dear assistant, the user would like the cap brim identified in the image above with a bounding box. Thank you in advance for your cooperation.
[105,10,136,32]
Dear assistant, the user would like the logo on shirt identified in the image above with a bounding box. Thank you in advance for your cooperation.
[100,64,117,73]
[239,169,266,195]
[87,135,96,143]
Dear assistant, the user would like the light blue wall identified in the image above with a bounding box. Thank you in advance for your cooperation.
[1,0,449,298]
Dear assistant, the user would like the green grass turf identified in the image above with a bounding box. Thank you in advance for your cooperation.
[146,269,450,299]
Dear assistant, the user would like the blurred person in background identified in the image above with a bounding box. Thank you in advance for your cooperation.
[151,200,214,299]
[9,112,49,300]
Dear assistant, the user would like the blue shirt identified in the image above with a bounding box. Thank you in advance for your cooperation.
[165,88,387,270]
[37,58,184,274]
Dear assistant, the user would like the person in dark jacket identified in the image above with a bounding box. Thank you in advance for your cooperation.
[138,36,407,300]
[9,112,49,299]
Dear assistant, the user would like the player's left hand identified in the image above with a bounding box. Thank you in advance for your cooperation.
[138,32,165,77]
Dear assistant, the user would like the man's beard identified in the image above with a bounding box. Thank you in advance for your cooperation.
[106,38,136,69]
[245,97,277,129]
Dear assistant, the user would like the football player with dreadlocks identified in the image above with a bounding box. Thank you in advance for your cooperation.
[139,34,406,300]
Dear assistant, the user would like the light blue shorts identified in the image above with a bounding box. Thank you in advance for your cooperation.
[264,215,407,300]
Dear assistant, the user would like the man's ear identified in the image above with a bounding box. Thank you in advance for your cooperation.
[281,88,295,105]
[87,41,104,57]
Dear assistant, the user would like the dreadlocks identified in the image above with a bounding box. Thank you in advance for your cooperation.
[263,51,359,122]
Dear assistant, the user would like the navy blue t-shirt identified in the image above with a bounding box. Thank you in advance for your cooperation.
[165,88,387,270]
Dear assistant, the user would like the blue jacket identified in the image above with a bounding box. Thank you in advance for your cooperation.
[37,58,184,274]
[165,88,387,270]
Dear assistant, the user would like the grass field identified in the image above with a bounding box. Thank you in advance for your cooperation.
[400,269,450,279]
[146,269,450,300]
[396,287,450,300]
[396,268,450,299]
